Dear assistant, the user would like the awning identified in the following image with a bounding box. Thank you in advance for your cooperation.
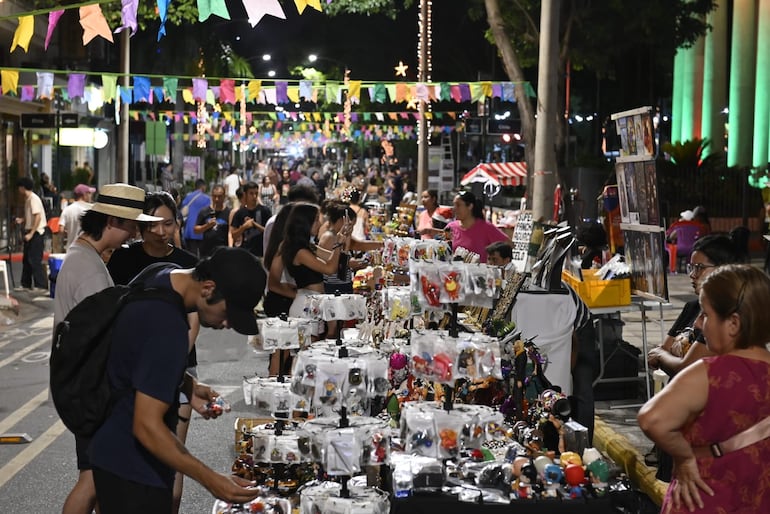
[460,162,528,187]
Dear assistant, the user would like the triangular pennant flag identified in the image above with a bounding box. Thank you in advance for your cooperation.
[68,74,86,99]
[470,83,483,102]
[395,83,408,103]
[192,78,208,102]
[157,0,169,40]
[45,11,64,50]
[480,81,492,99]
[133,76,151,102]
[153,86,165,103]
[11,16,34,53]
[263,88,277,105]
[21,85,35,102]
[348,80,361,102]
[1,71,19,95]
[242,0,286,27]
[502,82,515,102]
[220,79,235,104]
[372,83,387,103]
[182,88,194,104]
[450,84,461,103]
[197,0,231,22]
[120,87,133,105]
[294,0,322,15]
[415,83,429,102]
[326,84,340,103]
[275,82,288,104]
[287,86,299,103]
[36,72,54,99]
[87,86,104,111]
[439,82,451,102]
[299,80,313,100]
[247,80,262,101]
[459,84,471,102]
[163,78,178,101]
[205,89,216,105]
[492,83,502,99]
[524,82,536,98]
[102,75,117,102]
[80,5,114,45]
[114,0,138,35]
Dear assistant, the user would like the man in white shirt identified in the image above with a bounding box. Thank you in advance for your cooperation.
[59,184,96,250]
[224,168,243,210]
[15,177,48,292]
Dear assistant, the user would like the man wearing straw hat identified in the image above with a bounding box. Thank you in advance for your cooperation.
[54,183,162,514]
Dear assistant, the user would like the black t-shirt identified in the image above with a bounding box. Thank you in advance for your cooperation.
[231,205,272,257]
[195,206,231,257]
[668,299,704,343]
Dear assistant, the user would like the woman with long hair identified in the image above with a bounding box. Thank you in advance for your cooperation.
[259,175,279,214]
[445,190,509,262]
[280,203,350,331]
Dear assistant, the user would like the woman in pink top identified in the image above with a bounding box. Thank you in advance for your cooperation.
[445,191,509,262]
[416,189,441,240]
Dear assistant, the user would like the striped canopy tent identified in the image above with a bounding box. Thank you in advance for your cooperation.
[460,162,528,187]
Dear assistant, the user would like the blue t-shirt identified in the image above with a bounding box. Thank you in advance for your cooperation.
[89,267,189,488]
[181,191,211,241]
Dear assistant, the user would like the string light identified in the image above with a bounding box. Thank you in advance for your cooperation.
[196,100,208,148]
[417,0,433,146]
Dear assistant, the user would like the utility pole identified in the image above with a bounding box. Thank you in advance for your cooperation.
[532,0,560,221]
[117,31,130,183]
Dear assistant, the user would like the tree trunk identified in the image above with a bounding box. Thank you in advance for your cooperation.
[485,0,537,195]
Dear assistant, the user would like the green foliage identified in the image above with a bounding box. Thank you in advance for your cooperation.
[323,0,413,19]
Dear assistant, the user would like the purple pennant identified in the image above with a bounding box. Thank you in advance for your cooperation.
[351,113,358,123]
[492,83,502,98]
[192,78,208,101]
[68,74,86,99]
[115,0,138,35]
[459,84,471,102]
[275,82,288,104]
[21,86,35,102]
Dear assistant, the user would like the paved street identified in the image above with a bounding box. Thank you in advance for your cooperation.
[0,262,264,513]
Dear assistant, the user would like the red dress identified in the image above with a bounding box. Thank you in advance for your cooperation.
[662,354,770,513]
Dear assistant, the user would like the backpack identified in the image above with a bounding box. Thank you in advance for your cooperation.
[49,284,186,438]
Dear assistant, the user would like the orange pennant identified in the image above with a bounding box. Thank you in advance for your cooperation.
[79,5,114,45]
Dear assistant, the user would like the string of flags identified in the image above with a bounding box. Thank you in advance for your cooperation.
[7,0,321,49]
[1,70,531,109]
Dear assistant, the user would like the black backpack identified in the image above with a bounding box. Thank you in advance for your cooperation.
[50,284,186,438]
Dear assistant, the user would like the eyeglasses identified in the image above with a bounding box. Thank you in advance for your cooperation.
[687,263,716,275]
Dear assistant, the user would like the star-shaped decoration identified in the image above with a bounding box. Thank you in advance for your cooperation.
[406,96,418,110]
[394,61,409,77]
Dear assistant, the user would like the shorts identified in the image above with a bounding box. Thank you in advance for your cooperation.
[75,434,93,470]
[93,467,172,514]
[289,289,324,335]
[264,291,294,317]
[178,365,198,405]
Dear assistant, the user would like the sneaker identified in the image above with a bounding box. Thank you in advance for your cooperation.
[31,288,49,295]
[13,286,30,292]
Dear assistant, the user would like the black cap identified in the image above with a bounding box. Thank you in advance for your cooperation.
[206,247,265,335]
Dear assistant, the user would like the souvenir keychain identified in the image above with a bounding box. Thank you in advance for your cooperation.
[420,274,441,307]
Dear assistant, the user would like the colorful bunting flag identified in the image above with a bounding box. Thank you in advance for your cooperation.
[80,5,114,45]
[115,0,138,35]
[68,73,86,99]
[248,80,262,101]
[163,78,178,101]
[21,85,35,102]
[36,72,54,99]
[192,78,208,101]
[11,16,34,53]
[220,79,235,104]
[45,11,64,50]
[157,0,169,40]
[1,71,19,95]
[133,76,151,102]
[197,0,231,22]
[294,0,322,14]
[243,0,286,27]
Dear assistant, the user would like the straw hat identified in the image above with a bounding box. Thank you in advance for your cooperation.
[90,183,162,221]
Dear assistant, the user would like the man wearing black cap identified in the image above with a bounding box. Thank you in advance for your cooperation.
[88,247,266,512]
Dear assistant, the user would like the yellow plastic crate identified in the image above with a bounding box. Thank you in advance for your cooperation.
[562,271,631,308]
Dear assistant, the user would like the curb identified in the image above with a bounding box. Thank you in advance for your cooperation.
[593,416,667,506]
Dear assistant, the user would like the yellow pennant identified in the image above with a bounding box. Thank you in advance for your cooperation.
[294,0,322,15]
[1,70,19,95]
[11,16,34,53]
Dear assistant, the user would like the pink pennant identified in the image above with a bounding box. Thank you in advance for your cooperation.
[45,11,64,50]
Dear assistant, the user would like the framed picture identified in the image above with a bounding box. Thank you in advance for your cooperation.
[622,226,669,302]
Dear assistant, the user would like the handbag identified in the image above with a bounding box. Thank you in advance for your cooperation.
[180,191,202,222]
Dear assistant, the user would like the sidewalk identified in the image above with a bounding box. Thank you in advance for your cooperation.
[592,258,766,506]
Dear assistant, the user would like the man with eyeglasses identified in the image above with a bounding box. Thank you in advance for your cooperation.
[194,185,231,257]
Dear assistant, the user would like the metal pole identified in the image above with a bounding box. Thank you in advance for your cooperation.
[532,0,560,221]
[117,31,130,183]
[416,0,429,193]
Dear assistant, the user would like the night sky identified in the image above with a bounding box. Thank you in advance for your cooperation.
[223,2,504,82]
